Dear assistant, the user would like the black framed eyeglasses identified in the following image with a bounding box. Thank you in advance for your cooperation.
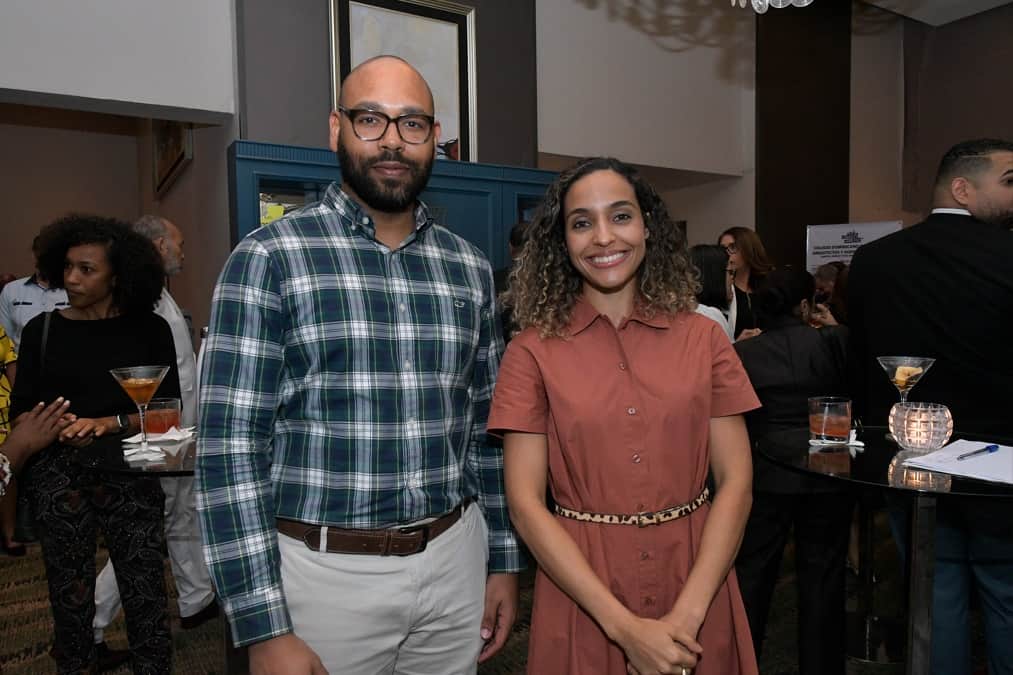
[338,106,435,144]
[723,243,739,255]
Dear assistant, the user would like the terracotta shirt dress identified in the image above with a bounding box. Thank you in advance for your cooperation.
[488,299,761,675]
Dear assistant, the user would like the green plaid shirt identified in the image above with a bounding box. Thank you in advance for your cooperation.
[196,184,524,647]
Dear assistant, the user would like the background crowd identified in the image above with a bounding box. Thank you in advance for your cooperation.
[0,56,1010,675]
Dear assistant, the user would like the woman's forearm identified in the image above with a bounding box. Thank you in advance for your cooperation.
[667,480,751,630]
[666,413,754,633]
[510,498,636,641]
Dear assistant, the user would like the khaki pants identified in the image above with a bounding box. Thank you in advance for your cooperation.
[278,502,488,674]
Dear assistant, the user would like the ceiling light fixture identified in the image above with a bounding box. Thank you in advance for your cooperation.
[731,0,815,14]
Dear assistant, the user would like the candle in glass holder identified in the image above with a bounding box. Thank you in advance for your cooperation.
[888,452,952,491]
[888,402,953,455]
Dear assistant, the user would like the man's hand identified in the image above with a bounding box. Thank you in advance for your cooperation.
[249,633,328,675]
[5,398,73,470]
[478,572,519,663]
[810,303,839,327]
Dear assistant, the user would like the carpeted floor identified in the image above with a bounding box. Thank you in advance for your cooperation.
[0,511,984,674]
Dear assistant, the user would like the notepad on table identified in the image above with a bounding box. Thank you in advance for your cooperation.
[902,439,1013,485]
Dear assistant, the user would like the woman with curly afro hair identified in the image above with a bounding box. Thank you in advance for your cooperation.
[10,214,179,674]
[488,157,761,675]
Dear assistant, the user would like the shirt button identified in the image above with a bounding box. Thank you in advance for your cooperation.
[399,303,407,312]
[361,216,369,224]
[403,360,411,368]
[644,596,655,606]
[619,362,627,370]
[627,407,637,415]
[632,453,641,464]
[640,551,650,561]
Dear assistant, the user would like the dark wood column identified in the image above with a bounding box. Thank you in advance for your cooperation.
[755,1,851,269]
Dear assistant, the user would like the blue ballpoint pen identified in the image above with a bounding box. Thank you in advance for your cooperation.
[956,444,1000,461]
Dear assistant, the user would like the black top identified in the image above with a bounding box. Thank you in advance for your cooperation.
[735,319,849,492]
[10,311,180,421]
[732,285,757,339]
[848,213,1013,434]
[493,265,517,343]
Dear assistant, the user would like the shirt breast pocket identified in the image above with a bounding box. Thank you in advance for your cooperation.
[437,295,482,375]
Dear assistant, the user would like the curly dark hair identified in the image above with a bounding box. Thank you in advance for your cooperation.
[505,157,699,338]
[36,214,165,315]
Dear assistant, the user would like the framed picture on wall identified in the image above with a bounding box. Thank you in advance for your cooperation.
[153,120,194,198]
[329,0,477,161]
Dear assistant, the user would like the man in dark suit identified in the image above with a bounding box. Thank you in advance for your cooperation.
[848,138,1013,674]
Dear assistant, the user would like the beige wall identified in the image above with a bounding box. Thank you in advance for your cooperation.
[849,2,922,227]
[0,0,236,121]
[0,111,141,277]
[535,0,756,246]
[536,0,755,177]
[665,171,757,247]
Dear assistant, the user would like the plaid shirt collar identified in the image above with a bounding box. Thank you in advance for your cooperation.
[325,183,434,246]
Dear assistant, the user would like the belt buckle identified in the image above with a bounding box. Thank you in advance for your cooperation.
[390,523,430,556]
[636,512,652,528]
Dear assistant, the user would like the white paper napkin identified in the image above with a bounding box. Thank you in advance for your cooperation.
[123,446,166,461]
[122,426,195,445]
[808,429,865,449]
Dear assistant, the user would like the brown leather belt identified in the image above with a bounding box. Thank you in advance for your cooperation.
[276,499,472,556]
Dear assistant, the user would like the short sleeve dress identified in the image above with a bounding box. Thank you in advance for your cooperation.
[488,298,761,675]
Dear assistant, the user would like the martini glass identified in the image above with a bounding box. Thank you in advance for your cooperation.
[877,356,935,403]
[110,365,169,449]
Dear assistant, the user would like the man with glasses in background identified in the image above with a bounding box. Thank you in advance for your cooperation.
[196,56,522,674]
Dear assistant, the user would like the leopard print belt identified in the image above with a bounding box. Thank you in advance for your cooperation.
[554,487,711,528]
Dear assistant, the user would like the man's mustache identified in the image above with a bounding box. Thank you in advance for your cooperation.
[368,151,422,170]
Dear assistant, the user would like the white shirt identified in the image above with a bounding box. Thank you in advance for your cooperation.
[930,208,972,216]
[154,289,197,427]
[0,276,69,349]
[694,303,734,342]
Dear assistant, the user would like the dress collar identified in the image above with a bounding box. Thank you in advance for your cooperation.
[567,295,672,336]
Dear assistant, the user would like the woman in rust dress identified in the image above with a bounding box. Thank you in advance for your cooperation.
[488,157,760,675]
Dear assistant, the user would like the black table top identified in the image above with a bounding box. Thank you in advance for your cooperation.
[72,434,196,477]
[757,426,1013,499]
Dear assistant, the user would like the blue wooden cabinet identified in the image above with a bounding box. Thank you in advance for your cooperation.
[228,141,555,270]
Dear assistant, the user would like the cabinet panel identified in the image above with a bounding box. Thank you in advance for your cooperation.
[423,175,504,269]
[228,141,555,270]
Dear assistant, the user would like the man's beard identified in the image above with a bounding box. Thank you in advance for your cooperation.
[993,216,1013,230]
[336,141,434,214]
[164,252,183,277]
[979,210,1013,230]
